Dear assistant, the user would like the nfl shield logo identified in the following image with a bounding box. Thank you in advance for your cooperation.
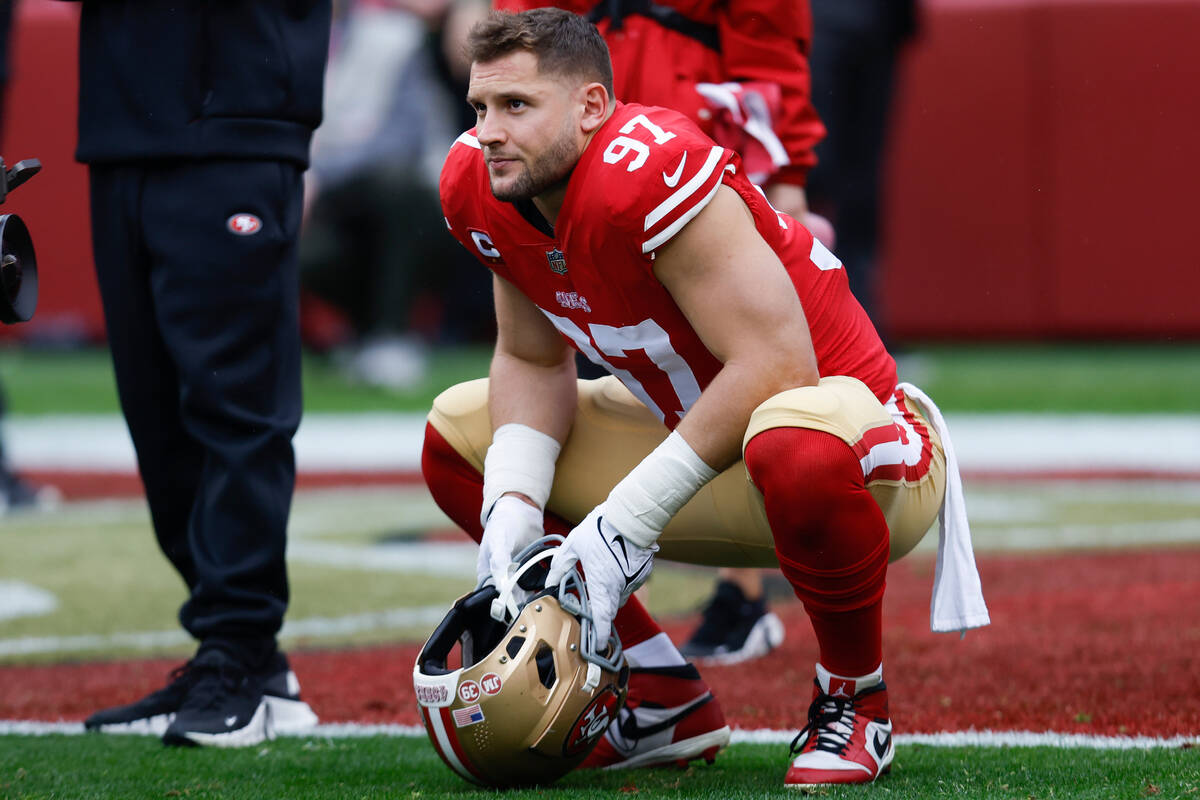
[546,248,567,275]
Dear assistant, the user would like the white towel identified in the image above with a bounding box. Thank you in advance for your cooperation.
[897,382,991,635]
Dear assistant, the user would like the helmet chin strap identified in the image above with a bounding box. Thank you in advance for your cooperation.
[481,534,626,684]
[489,541,558,623]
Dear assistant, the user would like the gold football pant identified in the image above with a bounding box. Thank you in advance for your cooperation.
[425,375,945,567]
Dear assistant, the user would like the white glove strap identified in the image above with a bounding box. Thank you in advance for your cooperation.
[603,431,718,549]
[481,423,561,526]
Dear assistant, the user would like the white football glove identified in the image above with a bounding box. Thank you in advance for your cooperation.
[544,505,657,645]
[477,495,545,589]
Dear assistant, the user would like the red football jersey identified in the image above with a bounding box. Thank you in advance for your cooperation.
[440,102,895,428]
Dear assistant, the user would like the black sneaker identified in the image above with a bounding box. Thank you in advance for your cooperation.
[162,648,271,747]
[84,650,317,741]
[0,469,60,514]
[679,580,785,665]
[84,662,196,736]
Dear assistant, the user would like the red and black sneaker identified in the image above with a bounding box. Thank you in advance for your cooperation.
[785,663,894,788]
[581,663,731,770]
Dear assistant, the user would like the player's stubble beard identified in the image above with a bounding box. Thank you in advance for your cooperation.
[490,116,577,203]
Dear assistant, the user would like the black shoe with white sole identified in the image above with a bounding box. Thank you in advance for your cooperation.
[680,580,785,665]
[84,662,196,736]
[85,649,317,743]
[162,648,271,748]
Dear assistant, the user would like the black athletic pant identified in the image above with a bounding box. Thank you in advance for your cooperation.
[806,0,909,335]
[89,160,303,657]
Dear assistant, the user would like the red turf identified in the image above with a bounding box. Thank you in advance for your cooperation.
[4,549,1199,737]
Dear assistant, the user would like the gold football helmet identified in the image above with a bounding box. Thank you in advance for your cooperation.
[413,536,630,787]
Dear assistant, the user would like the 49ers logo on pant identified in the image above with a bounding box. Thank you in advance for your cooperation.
[563,686,623,756]
[226,213,263,236]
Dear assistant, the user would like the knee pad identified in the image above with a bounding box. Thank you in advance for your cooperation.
[744,376,942,563]
[742,375,893,454]
[744,426,876,550]
[426,378,493,476]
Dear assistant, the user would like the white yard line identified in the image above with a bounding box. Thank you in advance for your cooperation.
[6,412,1200,475]
[731,728,1200,750]
[0,606,450,657]
[1,720,1195,750]
[287,541,476,575]
[0,581,58,622]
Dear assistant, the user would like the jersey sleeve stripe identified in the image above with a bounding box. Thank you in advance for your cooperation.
[641,177,723,254]
[643,145,725,231]
[810,237,843,271]
[455,131,481,149]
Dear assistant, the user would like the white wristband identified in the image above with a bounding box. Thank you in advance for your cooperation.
[602,430,718,549]
[481,423,562,526]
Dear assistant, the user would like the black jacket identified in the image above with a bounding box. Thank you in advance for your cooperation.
[74,0,331,166]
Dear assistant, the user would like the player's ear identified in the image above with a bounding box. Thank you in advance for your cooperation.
[579,82,610,134]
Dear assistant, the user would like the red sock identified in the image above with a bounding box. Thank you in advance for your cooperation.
[422,422,665,648]
[744,426,888,676]
[611,594,664,649]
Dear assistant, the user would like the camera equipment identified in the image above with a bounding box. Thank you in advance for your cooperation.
[0,157,41,324]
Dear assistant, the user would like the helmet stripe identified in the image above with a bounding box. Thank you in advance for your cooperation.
[422,706,471,781]
[419,707,454,770]
[438,706,490,783]
[425,705,485,784]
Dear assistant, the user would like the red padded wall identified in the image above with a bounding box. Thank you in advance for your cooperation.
[1043,1,1200,337]
[881,1,1046,338]
[883,0,1200,340]
[3,1,100,341]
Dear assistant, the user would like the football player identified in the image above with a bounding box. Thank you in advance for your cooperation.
[495,0,829,670]
[421,8,989,788]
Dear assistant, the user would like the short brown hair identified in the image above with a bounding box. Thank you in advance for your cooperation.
[466,8,614,98]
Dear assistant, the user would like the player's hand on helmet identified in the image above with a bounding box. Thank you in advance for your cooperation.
[477,495,545,588]
[545,505,656,645]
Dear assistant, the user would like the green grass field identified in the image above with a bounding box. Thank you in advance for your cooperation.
[3,341,1199,800]
[1,736,1197,800]
[1,341,1199,415]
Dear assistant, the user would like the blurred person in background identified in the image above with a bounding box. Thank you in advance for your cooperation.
[0,0,58,514]
[299,0,491,390]
[492,0,833,664]
[0,388,61,514]
[806,0,917,336]
[74,0,327,746]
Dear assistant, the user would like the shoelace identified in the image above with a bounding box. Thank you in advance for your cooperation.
[181,660,251,712]
[154,660,198,699]
[790,693,856,756]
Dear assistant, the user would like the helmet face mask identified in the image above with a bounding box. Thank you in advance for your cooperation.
[414,537,630,787]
